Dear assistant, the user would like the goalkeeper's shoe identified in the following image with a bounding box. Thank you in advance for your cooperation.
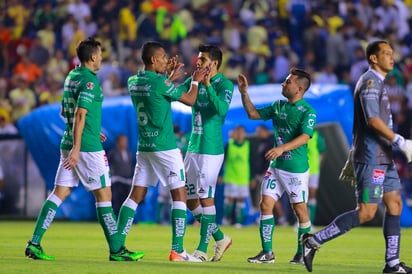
[247,251,275,264]
[289,253,304,265]
[302,233,319,272]
[25,241,55,261]
[109,246,144,261]
[169,250,202,262]
[210,235,232,262]
[383,262,412,273]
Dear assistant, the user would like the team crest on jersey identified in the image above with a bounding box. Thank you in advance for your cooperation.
[86,82,94,90]
[367,80,374,88]
[164,79,171,86]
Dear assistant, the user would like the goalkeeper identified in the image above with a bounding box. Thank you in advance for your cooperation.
[302,40,412,274]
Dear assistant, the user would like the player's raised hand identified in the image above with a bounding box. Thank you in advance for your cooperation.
[237,74,249,94]
[167,55,186,81]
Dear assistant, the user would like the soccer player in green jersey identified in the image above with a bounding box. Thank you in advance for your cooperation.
[178,44,234,262]
[237,68,316,265]
[25,37,143,261]
[116,41,207,262]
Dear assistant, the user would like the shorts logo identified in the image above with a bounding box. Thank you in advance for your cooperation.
[199,187,205,194]
[168,171,177,177]
[264,170,272,180]
[87,177,96,184]
[372,169,385,185]
[290,192,298,198]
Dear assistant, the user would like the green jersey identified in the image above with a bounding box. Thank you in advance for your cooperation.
[258,99,316,173]
[178,73,234,155]
[60,66,103,152]
[128,70,183,152]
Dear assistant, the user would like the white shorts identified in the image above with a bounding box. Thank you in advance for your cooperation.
[55,150,111,192]
[308,174,320,189]
[261,167,309,204]
[132,149,185,190]
[184,152,224,199]
[224,183,249,198]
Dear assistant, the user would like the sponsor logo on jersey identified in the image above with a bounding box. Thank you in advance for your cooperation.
[86,82,94,90]
[164,79,171,86]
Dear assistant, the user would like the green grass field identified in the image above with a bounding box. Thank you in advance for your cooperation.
[1,221,411,274]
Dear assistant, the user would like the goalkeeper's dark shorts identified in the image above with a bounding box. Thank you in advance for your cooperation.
[354,162,401,204]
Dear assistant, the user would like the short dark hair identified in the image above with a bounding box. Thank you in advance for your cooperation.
[366,40,389,65]
[290,67,311,92]
[76,37,101,63]
[198,44,223,69]
[141,41,164,66]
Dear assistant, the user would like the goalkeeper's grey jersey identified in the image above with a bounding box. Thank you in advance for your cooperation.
[353,69,393,164]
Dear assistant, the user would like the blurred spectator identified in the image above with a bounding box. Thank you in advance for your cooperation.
[102,72,125,97]
[394,97,412,139]
[8,77,37,122]
[385,74,406,116]
[118,0,137,48]
[67,0,91,25]
[28,36,50,69]
[38,79,62,106]
[37,22,56,56]
[67,20,86,59]
[0,107,18,135]
[46,49,69,83]
[315,64,338,84]
[12,54,42,86]
[33,2,57,30]
[0,77,11,113]
[108,134,134,215]
[222,125,251,228]
[7,0,31,40]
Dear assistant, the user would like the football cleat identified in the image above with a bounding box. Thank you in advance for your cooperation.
[247,251,275,264]
[25,241,55,261]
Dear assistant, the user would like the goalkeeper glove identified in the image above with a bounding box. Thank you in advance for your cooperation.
[392,134,412,163]
[338,149,355,186]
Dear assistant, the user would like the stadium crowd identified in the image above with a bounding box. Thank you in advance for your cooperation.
[0,0,412,201]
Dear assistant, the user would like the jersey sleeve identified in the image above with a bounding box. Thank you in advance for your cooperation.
[301,108,316,137]
[157,76,183,101]
[77,78,100,110]
[206,79,234,116]
[257,103,278,121]
[359,79,381,120]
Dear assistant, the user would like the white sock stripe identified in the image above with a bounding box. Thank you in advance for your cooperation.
[203,205,216,215]
[300,221,312,229]
[172,201,186,210]
[261,214,273,220]
[96,201,112,207]
[47,194,62,206]
[123,198,138,210]
[191,204,203,216]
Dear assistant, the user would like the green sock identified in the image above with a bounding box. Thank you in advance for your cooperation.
[31,200,58,244]
[157,201,164,223]
[235,202,245,225]
[260,217,275,253]
[96,206,120,253]
[308,203,317,224]
[297,226,311,255]
[196,214,214,252]
[212,223,224,242]
[194,213,202,223]
[117,205,136,247]
[171,208,186,253]
[224,202,234,221]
